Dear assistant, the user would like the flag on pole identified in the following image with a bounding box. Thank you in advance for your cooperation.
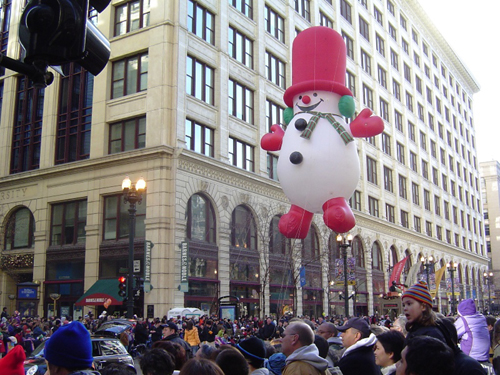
[389,256,409,288]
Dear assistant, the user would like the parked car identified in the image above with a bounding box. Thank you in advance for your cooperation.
[24,335,136,375]
[94,318,136,338]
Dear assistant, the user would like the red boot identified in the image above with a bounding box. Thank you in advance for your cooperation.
[279,205,314,239]
[322,198,356,233]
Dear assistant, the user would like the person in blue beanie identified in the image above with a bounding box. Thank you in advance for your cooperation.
[44,321,99,375]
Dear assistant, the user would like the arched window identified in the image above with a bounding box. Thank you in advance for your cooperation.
[269,215,290,254]
[372,242,382,271]
[390,246,398,268]
[352,236,364,268]
[328,233,341,262]
[302,226,319,259]
[404,249,412,274]
[186,194,216,243]
[4,207,35,250]
[231,205,257,249]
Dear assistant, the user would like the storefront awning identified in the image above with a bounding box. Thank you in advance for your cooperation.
[75,279,123,306]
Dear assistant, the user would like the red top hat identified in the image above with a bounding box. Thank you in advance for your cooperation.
[283,26,352,107]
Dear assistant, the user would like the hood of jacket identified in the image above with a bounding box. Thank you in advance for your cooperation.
[458,298,477,316]
[285,343,329,371]
[251,368,270,375]
[341,333,377,358]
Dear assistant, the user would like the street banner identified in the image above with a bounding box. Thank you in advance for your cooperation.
[180,241,189,293]
[389,256,409,288]
[406,261,421,287]
[144,240,154,293]
[300,266,306,287]
[431,265,446,298]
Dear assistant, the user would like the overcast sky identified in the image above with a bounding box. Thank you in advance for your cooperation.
[417,0,500,163]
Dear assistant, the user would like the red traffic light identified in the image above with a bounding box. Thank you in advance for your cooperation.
[118,276,126,283]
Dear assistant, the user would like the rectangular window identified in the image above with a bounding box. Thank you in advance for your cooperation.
[388,23,396,40]
[361,50,371,75]
[432,167,439,186]
[342,32,354,59]
[366,156,378,184]
[406,91,413,112]
[378,65,387,88]
[399,174,407,199]
[422,160,428,179]
[350,190,361,211]
[229,137,255,172]
[435,195,441,216]
[402,38,409,54]
[397,142,405,164]
[295,0,310,22]
[185,118,214,157]
[386,204,395,223]
[412,29,419,44]
[387,0,395,15]
[11,77,44,174]
[340,0,352,23]
[414,52,420,67]
[228,78,254,123]
[401,210,409,228]
[384,166,393,192]
[408,121,415,141]
[444,201,450,220]
[418,103,424,121]
[393,79,401,101]
[56,64,93,164]
[394,110,403,132]
[346,70,356,97]
[420,131,426,151]
[104,194,146,240]
[51,200,87,245]
[363,84,373,109]
[428,113,434,131]
[424,189,431,210]
[267,153,278,181]
[115,0,151,36]
[266,99,285,131]
[426,221,432,237]
[368,196,379,217]
[109,116,146,154]
[379,98,389,121]
[359,16,370,41]
[400,14,407,30]
[404,63,411,83]
[265,51,286,88]
[382,133,391,155]
[188,0,215,44]
[412,182,420,205]
[319,11,333,28]
[414,216,421,232]
[376,34,385,57]
[112,52,148,99]
[423,42,429,56]
[390,49,399,70]
[229,26,253,69]
[410,151,418,172]
[265,5,285,42]
[374,6,383,25]
[230,0,253,18]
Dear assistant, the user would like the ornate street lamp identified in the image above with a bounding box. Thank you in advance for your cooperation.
[122,176,146,319]
[337,233,353,317]
[420,255,434,288]
[447,261,457,315]
[484,271,494,313]
[49,293,61,317]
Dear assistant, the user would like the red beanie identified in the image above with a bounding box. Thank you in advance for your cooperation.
[0,345,26,375]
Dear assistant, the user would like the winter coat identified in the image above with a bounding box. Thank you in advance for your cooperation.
[455,298,490,362]
[163,333,193,358]
[184,327,200,347]
[282,344,331,375]
[405,323,446,345]
[337,333,379,375]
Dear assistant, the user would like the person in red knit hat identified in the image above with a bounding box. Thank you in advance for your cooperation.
[0,345,25,375]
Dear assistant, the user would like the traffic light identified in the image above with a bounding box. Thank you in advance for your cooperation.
[134,276,144,291]
[18,0,111,76]
[118,276,127,297]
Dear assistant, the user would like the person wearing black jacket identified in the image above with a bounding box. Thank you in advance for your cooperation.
[261,317,276,340]
[162,322,193,358]
[150,320,163,343]
[134,320,149,345]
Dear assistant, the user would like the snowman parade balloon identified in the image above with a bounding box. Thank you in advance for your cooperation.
[261,26,384,239]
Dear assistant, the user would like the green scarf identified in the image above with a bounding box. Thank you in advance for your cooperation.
[297,111,354,145]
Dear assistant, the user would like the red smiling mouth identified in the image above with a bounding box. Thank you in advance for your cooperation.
[297,99,324,111]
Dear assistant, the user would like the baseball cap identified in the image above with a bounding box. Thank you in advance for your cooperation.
[162,322,178,332]
[337,317,370,337]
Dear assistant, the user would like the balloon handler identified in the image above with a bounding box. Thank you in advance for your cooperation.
[261,26,384,239]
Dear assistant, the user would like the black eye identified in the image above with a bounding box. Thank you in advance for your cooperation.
[299,96,302,99]
[313,93,318,97]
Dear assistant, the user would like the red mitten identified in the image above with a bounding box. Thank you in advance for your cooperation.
[350,108,385,137]
[261,124,284,151]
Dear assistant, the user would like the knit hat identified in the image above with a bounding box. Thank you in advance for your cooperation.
[45,321,93,369]
[0,345,25,375]
[402,281,433,307]
[236,336,266,361]
[265,352,287,375]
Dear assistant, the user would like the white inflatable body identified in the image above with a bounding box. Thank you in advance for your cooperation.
[277,90,360,214]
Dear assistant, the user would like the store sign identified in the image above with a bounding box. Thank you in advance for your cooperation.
[180,242,189,293]
[18,287,37,299]
[144,241,154,293]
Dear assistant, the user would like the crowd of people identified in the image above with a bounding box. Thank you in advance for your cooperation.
[2,280,500,374]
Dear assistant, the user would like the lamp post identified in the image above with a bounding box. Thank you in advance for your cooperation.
[447,262,457,315]
[337,233,353,317]
[484,271,494,313]
[49,293,61,317]
[420,255,434,288]
[122,176,146,319]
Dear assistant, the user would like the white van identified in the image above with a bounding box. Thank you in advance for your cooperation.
[167,307,207,320]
